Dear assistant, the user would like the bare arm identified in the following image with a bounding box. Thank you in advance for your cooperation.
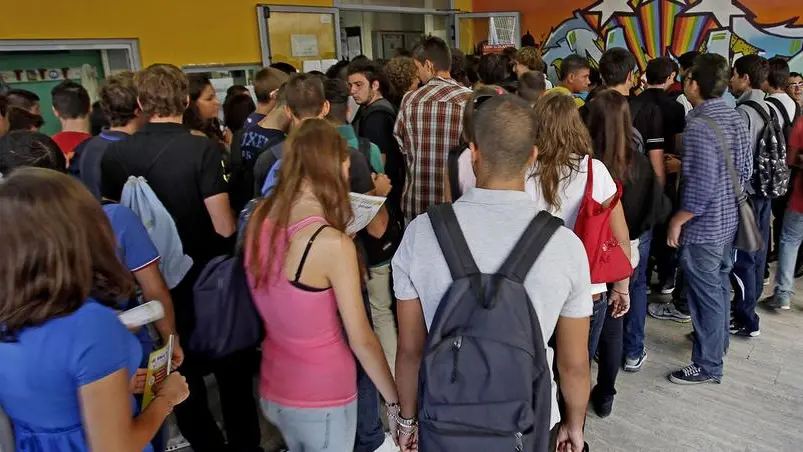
[134,262,184,369]
[134,262,175,341]
[328,232,398,404]
[204,193,236,238]
[395,298,427,419]
[555,316,591,445]
[79,370,174,452]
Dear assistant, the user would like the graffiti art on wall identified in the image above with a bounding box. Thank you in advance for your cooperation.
[541,0,803,83]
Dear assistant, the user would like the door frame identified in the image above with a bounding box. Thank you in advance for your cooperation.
[257,5,343,66]
[453,11,521,52]
[0,38,142,70]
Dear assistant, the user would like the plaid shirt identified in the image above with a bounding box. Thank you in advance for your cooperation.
[394,77,472,221]
[681,98,752,246]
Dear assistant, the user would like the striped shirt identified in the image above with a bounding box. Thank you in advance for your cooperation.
[394,77,472,221]
[680,98,751,246]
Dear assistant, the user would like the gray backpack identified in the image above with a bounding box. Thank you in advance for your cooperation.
[419,204,560,452]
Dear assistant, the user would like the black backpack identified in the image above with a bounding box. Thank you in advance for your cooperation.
[743,100,790,198]
[419,204,560,452]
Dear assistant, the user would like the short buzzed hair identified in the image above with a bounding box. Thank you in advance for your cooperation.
[690,53,730,100]
[284,73,326,120]
[51,81,91,119]
[472,95,537,177]
[253,67,289,103]
[559,55,591,81]
[412,36,452,72]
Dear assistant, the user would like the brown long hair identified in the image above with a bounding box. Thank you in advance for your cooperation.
[586,90,634,183]
[0,168,134,341]
[530,92,593,212]
[246,119,353,287]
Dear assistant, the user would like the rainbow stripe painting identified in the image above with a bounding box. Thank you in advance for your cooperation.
[660,0,684,57]
[671,14,717,56]
[637,0,661,59]
[617,14,650,70]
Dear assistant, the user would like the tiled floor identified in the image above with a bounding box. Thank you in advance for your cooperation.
[173,267,803,452]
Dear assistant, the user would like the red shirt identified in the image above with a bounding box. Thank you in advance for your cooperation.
[787,118,803,213]
[52,131,91,164]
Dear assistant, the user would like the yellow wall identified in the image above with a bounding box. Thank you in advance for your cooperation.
[0,0,332,67]
[1,0,472,67]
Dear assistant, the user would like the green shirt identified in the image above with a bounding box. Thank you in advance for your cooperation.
[337,124,384,173]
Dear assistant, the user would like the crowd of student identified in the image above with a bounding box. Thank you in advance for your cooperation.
[0,34,802,452]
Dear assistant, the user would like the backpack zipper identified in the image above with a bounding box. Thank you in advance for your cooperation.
[450,336,463,383]
[514,432,523,451]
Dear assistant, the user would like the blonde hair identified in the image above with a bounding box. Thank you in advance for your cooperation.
[530,92,593,212]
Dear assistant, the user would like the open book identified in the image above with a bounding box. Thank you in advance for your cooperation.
[142,335,174,409]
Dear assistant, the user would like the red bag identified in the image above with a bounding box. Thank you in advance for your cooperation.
[573,157,632,284]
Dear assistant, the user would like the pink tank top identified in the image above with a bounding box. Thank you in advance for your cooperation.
[246,216,357,408]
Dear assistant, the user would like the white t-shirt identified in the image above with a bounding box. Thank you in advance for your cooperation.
[392,188,592,430]
[677,94,693,116]
[526,155,618,295]
[767,92,798,127]
[456,147,476,196]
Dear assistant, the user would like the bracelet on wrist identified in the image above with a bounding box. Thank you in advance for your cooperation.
[612,289,629,296]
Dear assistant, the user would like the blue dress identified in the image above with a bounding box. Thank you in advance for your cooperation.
[0,301,153,452]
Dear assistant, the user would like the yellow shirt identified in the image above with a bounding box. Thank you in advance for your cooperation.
[547,86,585,107]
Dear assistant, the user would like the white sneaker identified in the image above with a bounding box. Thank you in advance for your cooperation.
[375,433,401,452]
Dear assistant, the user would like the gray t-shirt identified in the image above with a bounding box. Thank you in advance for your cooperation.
[391,188,593,429]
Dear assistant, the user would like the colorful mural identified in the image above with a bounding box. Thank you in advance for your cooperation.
[533,0,803,83]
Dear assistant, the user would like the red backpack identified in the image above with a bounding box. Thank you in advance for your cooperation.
[573,157,633,284]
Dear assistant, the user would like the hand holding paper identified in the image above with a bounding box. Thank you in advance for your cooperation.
[347,193,386,235]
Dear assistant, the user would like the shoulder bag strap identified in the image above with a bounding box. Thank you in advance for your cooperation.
[497,211,564,283]
[583,155,594,199]
[743,100,771,126]
[699,116,743,204]
[427,204,480,281]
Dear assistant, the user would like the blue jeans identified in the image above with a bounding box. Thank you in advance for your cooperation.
[261,399,357,452]
[588,293,608,359]
[624,230,652,359]
[730,196,771,331]
[354,289,384,452]
[774,210,803,304]
[681,243,734,380]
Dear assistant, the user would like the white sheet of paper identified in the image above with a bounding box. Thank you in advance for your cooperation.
[291,34,319,57]
[302,60,323,73]
[347,193,385,235]
[321,59,339,73]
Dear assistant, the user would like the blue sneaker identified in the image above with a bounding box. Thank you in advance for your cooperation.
[669,364,720,385]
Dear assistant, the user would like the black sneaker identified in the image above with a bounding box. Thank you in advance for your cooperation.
[730,325,760,337]
[668,364,719,385]
[590,386,614,418]
[659,281,675,295]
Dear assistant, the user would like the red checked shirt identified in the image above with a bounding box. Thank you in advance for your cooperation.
[787,118,803,213]
[394,76,472,222]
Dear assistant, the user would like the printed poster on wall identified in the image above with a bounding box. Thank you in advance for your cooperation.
[291,35,319,57]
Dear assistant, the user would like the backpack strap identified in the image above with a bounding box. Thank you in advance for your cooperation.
[143,137,181,178]
[766,97,793,127]
[743,100,772,127]
[497,211,564,283]
[427,204,480,280]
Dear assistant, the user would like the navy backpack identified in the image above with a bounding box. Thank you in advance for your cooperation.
[189,252,264,359]
[418,204,560,452]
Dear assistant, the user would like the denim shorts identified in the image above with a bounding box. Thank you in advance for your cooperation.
[260,398,357,451]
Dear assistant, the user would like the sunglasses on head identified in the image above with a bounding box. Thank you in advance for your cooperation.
[789,82,803,88]
[473,90,505,111]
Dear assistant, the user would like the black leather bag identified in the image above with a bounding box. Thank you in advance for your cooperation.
[700,117,763,253]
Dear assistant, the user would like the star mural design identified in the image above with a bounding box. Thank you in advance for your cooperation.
[588,0,636,26]
[682,0,748,27]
